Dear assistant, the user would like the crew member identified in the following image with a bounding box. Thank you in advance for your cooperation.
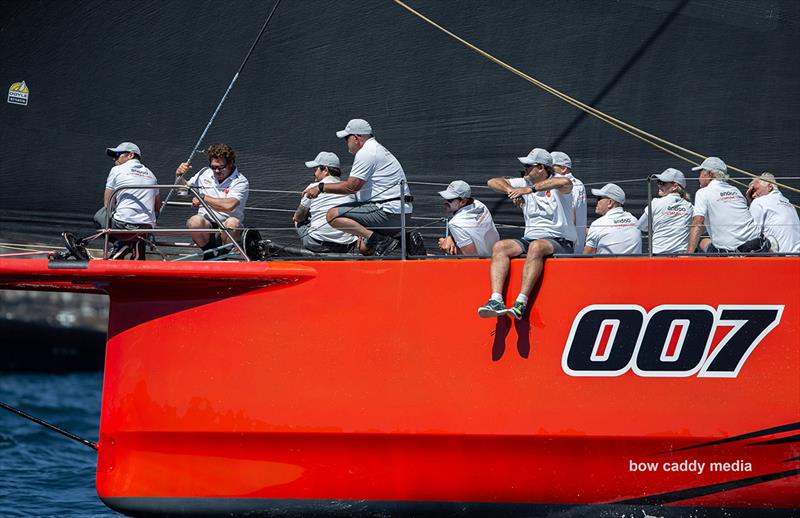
[302,119,413,256]
[175,143,249,258]
[293,152,357,253]
[584,183,641,254]
[687,157,764,253]
[637,168,693,254]
[747,172,800,253]
[97,141,160,260]
[478,148,575,320]
[551,151,587,252]
[437,180,499,256]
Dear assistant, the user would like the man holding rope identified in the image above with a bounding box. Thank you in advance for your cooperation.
[175,143,249,259]
[302,119,414,256]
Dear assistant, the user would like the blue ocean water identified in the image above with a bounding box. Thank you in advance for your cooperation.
[0,373,117,517]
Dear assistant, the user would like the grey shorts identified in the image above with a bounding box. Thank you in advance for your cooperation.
[333,201,405,237]
[514,236,574,256]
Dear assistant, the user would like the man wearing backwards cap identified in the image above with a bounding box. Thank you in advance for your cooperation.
[438,180,499,256]
[551,151,587,252]
[637,168,694,254]
[478,148,575,320]
[292,152,357,253]
[96,142,160,260]
[687,156,764,254]
[746,173,800,253]
[584,183,642,255]
[302,119,412,256]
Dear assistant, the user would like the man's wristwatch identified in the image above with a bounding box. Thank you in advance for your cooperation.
[318,182,325,193]
[530,185,537,194]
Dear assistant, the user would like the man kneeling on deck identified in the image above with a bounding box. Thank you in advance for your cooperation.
[478,148,575,320]
[293,152,357,253]
[174,143,249,259]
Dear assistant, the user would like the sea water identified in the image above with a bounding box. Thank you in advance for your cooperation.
[0,373,116,517]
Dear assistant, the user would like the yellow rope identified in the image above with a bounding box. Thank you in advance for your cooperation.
[393,0,800,200]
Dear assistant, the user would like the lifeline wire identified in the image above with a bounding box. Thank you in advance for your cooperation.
[392,0,800,200]
[160,0,283,215]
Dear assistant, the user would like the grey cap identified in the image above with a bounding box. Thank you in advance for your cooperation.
[551,151,572,169]
[106,142,141,157]
[336,118,372,138]
[518,148,553,167]
[654,168,686,187]
[692,156,727,174]
[438,180,471,200]
[591,183,626,204]
[305,151,340,169]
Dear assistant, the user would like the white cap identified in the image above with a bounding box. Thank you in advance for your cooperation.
[336,119,373,138]
[305,151,340,169]
[591,183,626,204]
[106,142,141,157]
[654,168,686,187]
[551,151,572,169]
[438,180,471,200]
[518,148,553,167]
[692,156,727,174]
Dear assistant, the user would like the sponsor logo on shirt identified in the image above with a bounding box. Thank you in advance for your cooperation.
[7,81,29,106]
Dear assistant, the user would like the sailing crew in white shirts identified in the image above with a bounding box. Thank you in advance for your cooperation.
[551,151,587,252]
[584,183,642,254]
[174,143,250,257]
[478,148,575,320]
[687,157,766,254]
[437,180,499,256]
[302,119,413,256]
[637,168,693,254]
[293,152,357,253]
[96,141,160,260]
[747,173,800,253]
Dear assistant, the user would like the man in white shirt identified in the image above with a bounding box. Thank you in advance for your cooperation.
[175,143,250,258]
[687,157,764,254]
[551,151,587,252]
[437,180,499,256]
[478,148,575,320]
[747,173,800,253]
[95,142,160,260]
[584,183,641,254]
[302,119,413,256]
[637,168,694,254]
[293,152,357,253]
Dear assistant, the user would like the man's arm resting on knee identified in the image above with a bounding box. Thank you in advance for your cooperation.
[303,177,364,199]
[687,215,705,253]
[292,205,310,225]
[197,195,240,213]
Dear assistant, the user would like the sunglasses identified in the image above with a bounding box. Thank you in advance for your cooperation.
[210,164,229,171]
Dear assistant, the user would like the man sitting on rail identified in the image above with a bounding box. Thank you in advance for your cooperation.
[302,119,413,256]
[437,180,499,256]
[95,142,160,260]
[293,152,357,253]
[687,157,766,254]
[478,148,575,320]
[175,143,249,259]
[746,172,800,253]
[584,183,642,255]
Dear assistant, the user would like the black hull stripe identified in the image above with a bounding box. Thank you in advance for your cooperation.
[668,421,800,453]
[750,433,800,446]
[616,468,800,505]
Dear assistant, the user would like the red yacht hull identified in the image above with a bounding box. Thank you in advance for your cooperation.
[0,257,798,515]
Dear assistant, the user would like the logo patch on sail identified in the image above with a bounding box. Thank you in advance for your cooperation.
[8,81,29,106]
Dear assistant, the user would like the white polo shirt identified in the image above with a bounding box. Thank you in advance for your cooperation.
[749,189,800,253]
[186,167,249,223]
[693,180,759,250]
[105,159,158,226]
[300,177,357,245]
[567,173,588,251]
[349,138,412,214]
[508,177,577,243]
[586,206,642,254]
[637,193,694,253]
[447,199,500,256]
